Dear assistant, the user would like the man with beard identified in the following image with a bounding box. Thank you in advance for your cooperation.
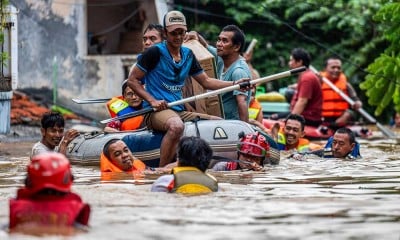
[31,112,79,158]
[277,114,313,152]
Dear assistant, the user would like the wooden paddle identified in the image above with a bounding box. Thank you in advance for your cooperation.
[310,65,397,138]
[245,38,258,55]
[72,98,111,104]
[99,67,306,124]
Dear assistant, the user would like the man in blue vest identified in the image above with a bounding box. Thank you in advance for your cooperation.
[324,127,361,159]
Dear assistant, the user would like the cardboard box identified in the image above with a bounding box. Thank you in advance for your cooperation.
[182,40,224,118]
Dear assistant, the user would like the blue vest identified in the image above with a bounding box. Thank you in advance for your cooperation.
[324,136,361,159]
[140,42,201,111]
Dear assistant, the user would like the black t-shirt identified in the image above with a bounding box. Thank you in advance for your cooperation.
[138,45,203,76]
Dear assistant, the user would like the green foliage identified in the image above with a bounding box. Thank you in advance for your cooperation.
[361,2,400,115]
[174,0,392,120]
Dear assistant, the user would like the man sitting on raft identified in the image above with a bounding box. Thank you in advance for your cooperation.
[104,80,145,132]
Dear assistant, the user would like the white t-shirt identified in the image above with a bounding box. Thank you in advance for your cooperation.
[150,175,174,192]
[30,141,59,159]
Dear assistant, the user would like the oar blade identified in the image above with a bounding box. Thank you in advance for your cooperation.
[376,122,397,138]
[72,98,111,104]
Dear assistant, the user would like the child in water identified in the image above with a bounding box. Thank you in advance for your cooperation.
[9,152,90,233]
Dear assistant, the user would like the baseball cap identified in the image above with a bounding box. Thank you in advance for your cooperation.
[163,10,187,32]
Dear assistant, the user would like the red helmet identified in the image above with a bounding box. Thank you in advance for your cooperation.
[238,132,270,158]
[26,152,73,194]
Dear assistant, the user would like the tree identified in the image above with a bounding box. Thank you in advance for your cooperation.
[175,0,385,91]
[360,2,400,116]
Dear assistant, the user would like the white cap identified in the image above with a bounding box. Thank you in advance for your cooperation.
[163,10,187,32]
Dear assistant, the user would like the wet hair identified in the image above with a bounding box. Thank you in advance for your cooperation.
[335,127,356,144]
[291,48,311,67]
[41,111,65,129]
[221,25,246,53]
[284,114,306,131]
[144,23,165,40]
[103,138,121,160]
[177,136,213,172]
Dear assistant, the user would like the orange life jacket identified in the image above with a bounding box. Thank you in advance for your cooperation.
[106,96,144,130]
[9,190,90,228]
[320,72,349,118]
[100,152,146,173]
[277,131,311,152]
[120,116,144,131]
[248,99,262,120]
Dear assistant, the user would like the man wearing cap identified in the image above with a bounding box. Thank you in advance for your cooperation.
[127,10,251,167]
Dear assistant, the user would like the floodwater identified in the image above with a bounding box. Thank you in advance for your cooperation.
[0,135,399,239]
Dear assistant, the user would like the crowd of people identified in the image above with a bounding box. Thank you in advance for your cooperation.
[11,9,396,234]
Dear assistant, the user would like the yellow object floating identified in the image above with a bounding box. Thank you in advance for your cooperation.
[256,91,286,102]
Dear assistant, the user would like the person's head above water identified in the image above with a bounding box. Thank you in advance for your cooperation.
[237,132,270,169]
[103,139,135,171]
[331,127,357,158]
[177,136,213,172]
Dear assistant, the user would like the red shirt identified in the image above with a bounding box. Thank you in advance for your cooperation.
[290,69,322,122]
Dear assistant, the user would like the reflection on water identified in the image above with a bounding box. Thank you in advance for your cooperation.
[0,138,399,239]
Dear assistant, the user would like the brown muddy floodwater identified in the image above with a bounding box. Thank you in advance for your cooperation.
[0,132,399,240]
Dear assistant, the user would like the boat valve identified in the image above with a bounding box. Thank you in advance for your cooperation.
[320,126,329,135]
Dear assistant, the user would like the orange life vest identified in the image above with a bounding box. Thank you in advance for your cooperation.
[320,72,349,118]
[100,152,146,173]
[106,96,144,130]
[248,99,262,120]
[9,190,90,228]
[277,131,310,152]
[120,116,144,131]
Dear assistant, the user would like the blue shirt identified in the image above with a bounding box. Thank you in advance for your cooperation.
[137,41,204,111]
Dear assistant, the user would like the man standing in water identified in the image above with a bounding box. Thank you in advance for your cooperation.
[127,10,250,167]
[31,112,79,158]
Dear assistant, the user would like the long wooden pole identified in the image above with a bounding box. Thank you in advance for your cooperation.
[100,67,306,124]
